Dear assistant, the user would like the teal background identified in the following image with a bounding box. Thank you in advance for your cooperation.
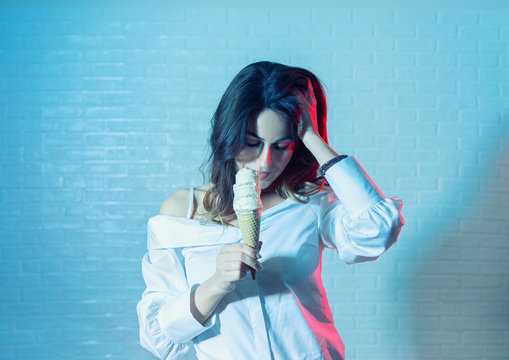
[1,1,508,359]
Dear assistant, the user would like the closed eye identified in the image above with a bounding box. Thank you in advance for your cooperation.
[245,141,262,147]
[273,142,293,151]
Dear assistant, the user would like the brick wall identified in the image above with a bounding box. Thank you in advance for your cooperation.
[0,3,508,359]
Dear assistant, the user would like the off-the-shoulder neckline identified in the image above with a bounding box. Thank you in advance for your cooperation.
[157,197,296,228]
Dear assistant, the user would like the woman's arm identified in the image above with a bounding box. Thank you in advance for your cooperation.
[190,275,228,324]
[159,191,262,326]
[192,242,262,324]
[159,191,227,325]
[316,157,404,263]
[301,131,339,166]
[297,81,404,263]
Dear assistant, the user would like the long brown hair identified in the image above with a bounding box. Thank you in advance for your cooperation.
[199,61,329,225]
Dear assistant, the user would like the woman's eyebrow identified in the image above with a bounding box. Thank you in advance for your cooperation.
[246,131,292,142]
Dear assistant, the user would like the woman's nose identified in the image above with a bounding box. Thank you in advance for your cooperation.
[258,146,272,169]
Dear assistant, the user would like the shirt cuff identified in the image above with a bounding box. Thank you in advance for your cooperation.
[157,285,216,343]
[324,156,385,218]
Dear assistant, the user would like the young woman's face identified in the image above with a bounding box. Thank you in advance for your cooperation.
[235,108,296,190]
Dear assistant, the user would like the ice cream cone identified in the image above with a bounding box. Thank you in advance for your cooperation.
[236,209,261,280]
[236,209,261,249]
[233,168,263,280]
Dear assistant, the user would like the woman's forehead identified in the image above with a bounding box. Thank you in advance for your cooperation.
[247,109,292,140]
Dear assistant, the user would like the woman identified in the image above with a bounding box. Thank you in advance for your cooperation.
[137,61,404,360]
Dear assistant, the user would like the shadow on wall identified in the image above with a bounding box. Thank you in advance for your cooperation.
[409,110,509,359]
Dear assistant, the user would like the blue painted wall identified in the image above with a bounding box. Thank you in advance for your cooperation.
[1,2,508,359]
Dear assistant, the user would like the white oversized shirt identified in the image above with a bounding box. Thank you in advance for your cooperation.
[137,156,404,360]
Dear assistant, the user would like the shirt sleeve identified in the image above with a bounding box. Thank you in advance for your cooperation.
[136,230,216,359]
[317,156,404,264]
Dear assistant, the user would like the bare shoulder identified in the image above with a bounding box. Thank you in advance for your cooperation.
[159,189,190,217]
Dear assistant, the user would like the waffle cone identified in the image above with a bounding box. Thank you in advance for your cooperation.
[235,209,261,249]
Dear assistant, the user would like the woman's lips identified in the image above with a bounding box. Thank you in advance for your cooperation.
[258,171,271,180]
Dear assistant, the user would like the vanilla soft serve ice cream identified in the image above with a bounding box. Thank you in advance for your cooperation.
[233,168,262,215]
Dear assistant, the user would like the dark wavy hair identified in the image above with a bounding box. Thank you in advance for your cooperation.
[200,61,329,225]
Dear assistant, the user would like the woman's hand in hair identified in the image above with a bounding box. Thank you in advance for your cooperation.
[212,242,263,293]
[297,80,320,142]
[296,80,340,166]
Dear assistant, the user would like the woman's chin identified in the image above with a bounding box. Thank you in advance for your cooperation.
[260,179,277,192]
[260,184,270,191]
